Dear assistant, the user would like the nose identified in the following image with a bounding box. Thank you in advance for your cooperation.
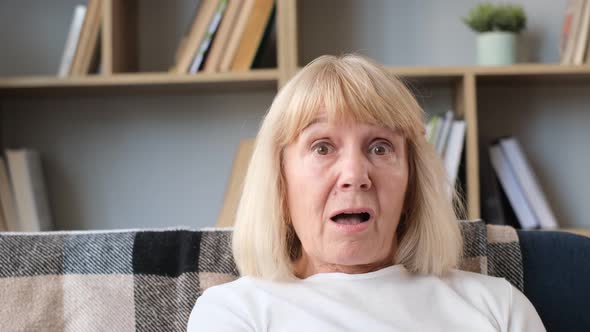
[337,149,372,191]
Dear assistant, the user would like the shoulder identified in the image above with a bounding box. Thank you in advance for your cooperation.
[439,270,512,326]
[441,269,545,331]
[442,269,514,313]
[443,269,512,296]
[199,275,260,300]
[187,277,261,332]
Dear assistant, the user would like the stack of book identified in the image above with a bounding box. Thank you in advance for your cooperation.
[425,110,467,196]
[560,0,590,65]
[58,0,102,77]
[489,137,558,230]
[0,149,53,232]
[172,0,276,74]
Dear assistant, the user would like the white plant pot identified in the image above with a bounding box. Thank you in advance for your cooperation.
[477,31,517,66]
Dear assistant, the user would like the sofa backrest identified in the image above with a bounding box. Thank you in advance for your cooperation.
[517,230,590,331]
[0,220,522,331]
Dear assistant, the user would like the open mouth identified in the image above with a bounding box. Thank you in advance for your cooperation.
[330,211,372,225]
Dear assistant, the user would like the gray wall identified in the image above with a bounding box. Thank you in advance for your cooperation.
[2,92,273,230]
[298,0,566,66]
[1,0,588,229]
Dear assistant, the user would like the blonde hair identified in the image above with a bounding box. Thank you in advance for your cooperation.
[232,54,464,280]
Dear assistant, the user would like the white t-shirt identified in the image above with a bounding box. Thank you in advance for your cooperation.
[187,265,545,331]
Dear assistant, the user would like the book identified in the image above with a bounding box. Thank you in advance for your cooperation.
[217,139,255,227]
[561,0,586,64]
[219,0,256,72]
[230,0,275,71]
[426,115,441,144]
[203,0,244,73]
[489,143,539,229]
[443,120,466,196]
[499,137,558,229]
[425,117,435,141]
[481,159,508,226]
[189,0,229,73]
[87,31,102,74]
[174,1,203,64]
[0,157,19,231]
[561,0,576,56]
[251,6,277,69]
[174,0,221,74]
[58,5,87,77]
[436,110,454,155]
[573,0,590,64]
[5,149,53,232]
[71,0,102,76]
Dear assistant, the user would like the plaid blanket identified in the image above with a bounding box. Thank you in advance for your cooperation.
[0,220,522,331]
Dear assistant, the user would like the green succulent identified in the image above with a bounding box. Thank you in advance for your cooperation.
[463,3,526,33]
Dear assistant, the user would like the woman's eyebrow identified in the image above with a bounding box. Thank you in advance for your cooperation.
[302,117,328,132]
[373,126,402,137]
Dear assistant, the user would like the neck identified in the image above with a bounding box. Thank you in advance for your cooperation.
[294,253,395,279]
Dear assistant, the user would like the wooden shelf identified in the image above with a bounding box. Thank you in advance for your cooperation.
[0,69,279,96]
[2,64,588,96]
[385,66,465,85]
[385,63,590,84]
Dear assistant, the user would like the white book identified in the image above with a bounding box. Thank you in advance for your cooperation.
[443,120,466,196]
[572,0,590,65]
[562,0,587,64]
[58,5,87,77]
[189,0,228,73]
[499,137,558,229]
[5,149,53,232]
[0,157,20,231]
[489,145,539,229]
[436,110,454,156]
[574,0,590,64]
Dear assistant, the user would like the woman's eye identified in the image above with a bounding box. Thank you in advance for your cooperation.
[313,142,332,155]
[370,142,392,155]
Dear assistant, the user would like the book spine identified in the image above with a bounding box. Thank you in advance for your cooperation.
[203,0,244,73]
[499,138,558,229]
[58,5,87,77]
[219,0,256,72]
[0,157,20,231]
[189,0,229,73]
[443,120,466,197]
[489,145,539,229]
[6,150,53,232]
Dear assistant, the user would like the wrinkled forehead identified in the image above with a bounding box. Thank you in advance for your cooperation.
[286,104,404,144]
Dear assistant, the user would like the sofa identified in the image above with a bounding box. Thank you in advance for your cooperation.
[0,220,588,332]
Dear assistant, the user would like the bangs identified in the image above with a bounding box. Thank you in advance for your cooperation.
[276,55,424,146]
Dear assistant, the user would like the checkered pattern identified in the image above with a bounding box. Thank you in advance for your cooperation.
[0,220,521,331]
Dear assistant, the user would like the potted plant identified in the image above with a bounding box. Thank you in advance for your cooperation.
[463,3,527,65]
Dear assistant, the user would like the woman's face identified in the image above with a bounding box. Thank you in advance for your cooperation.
[283,116,408,277]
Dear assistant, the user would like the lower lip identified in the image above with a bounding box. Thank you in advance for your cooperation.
[330,218,372,233]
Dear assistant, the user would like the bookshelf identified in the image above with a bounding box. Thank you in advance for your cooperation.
[0,70,280,96]
[0,0,589,232]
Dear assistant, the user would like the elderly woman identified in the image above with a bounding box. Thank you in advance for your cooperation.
[187,55,545,331]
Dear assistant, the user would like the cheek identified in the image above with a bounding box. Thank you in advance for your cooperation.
[284,154,328,220]
[285,150,329,191]
[376,164,408,217]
